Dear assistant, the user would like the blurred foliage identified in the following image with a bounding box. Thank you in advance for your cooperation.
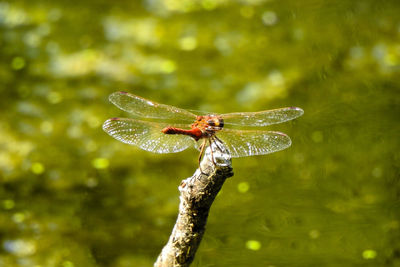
[1,0,399,266]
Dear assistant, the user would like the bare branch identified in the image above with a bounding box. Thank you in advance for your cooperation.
[154,140,234,267]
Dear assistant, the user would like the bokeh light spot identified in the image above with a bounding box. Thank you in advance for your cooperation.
[40,121,53,134]
[3,239,36,256]
[31,162,45,174]
[85,140,98,152]
[362,249,377,259]
[309,229,320,239]
[47,91,63,104]
[11,57,26,70]
[92,158,109,169]
[88,116,101,128]
[201,0,217,10]
[179,36,197,51]
[371,167,382,178]
[3,199,15,210]
[240,6,254,18]
[48,8,62,21]
[12,212,25,223]
[24,32,41,47]
[262,11,278,26]
[0,4,29,27]
[268,70,285,86]
[237,182,250,193]
[246,240,261,251]
[86,177,98,188]
[161,60,177,73]
[62,261,75,267]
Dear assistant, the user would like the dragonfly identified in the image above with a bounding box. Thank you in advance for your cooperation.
[103,91,303,166]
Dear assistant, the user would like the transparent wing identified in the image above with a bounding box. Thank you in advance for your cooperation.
[214,129,292,158]
[220,107,304,127]
[109,91,197,122]
[103,118,196,153]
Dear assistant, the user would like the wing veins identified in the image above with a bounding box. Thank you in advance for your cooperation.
[109,92,197,122]
[220,107,304,127]
[214,128,292,157]
[103,118,195,153]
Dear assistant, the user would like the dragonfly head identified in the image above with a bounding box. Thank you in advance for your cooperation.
[204,115,224,133]
[193,115,224,134]
[206,115,224,129]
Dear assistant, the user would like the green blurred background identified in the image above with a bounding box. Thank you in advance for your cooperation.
[1,0,399,266]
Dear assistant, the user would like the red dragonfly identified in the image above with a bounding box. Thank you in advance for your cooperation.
[103,91,303,164]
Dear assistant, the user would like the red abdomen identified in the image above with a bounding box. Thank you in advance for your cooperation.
[162,127,203,141]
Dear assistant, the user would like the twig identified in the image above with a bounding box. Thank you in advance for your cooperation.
[154,140,234,267]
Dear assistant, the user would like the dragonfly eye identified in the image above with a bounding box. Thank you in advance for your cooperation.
[207,117,224,129]
[207,120,216,126]
[219,118,224,128]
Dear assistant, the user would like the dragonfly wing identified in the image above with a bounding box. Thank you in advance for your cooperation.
[215,129,292,158]
[220,107,304,127]
[103,118,195,153]
[109,91,197,122]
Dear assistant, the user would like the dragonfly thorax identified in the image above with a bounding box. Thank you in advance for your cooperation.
[193,115,224,135]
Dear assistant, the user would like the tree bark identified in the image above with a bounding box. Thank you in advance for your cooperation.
[154,139,234,267]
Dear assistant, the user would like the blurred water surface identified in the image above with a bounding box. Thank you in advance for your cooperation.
[0,0,399,266]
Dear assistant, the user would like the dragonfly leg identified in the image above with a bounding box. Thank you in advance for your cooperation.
[213,135,225,152]
[209,138,217,165]
[198,139,207,174]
